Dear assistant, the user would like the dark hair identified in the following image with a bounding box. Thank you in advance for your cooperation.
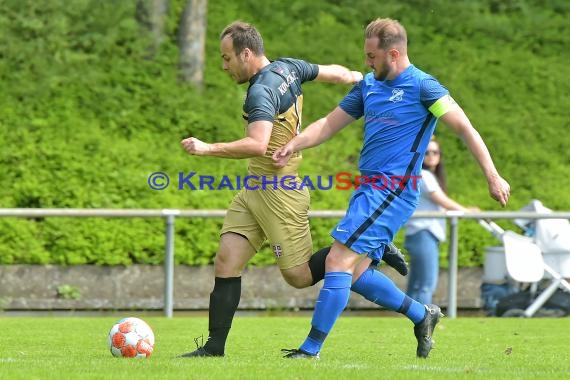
[220,21,265,56]
[422,139,448,194]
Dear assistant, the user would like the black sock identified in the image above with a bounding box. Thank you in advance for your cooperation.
[203,276,241,355]
[308,246,331,285]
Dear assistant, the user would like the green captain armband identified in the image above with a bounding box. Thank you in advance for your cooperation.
[428,95,457,118]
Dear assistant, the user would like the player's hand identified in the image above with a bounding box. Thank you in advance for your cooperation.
[488,175,510,207]
[350,71,364,83]
[181,137,211,156]
[272,144,295,168]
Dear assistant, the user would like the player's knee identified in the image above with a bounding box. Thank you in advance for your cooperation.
[213,252,241,277]
[284,277,307,289]
[325,249,347,268]
[281,266,312,289]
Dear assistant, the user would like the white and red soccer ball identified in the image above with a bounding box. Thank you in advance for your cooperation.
[108,317,155,358]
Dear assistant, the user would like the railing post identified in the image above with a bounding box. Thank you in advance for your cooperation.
[447,214,460,318]
[164,213,176,318]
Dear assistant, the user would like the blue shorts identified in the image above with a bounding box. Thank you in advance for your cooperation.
[331,184,416,262]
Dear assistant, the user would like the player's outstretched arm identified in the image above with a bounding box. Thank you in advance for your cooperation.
[316,64,363,85]
[440,108,510,207]
[181,120,273,159]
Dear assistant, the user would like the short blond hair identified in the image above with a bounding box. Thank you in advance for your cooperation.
[365,18,407,52]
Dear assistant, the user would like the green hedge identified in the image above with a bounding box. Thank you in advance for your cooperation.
[1,0,569,266]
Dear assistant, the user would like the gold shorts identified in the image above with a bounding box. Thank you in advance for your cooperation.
[220,182,312,270]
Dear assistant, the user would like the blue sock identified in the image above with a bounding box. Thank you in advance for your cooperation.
[351,268,426,324]
[300,272,352,355]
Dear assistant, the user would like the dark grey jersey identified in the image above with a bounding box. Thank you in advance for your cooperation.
[243,58,319,175]
[244,58,318,123]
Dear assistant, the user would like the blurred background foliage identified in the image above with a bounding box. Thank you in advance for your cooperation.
[0,0,568,267]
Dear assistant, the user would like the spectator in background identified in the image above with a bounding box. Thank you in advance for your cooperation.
[404,137,480,305]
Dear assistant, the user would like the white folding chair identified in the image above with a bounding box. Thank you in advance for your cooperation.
[503,230,570,317]
[503,231,544,284]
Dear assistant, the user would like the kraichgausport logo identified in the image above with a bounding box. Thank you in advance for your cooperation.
[147,172,421,191]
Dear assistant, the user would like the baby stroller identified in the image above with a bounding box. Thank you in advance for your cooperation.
[479,200,570,317]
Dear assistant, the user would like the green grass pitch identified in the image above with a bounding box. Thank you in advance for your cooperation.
[1,314,569,379]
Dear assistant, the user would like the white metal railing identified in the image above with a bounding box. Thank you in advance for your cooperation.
[1,208,570,318]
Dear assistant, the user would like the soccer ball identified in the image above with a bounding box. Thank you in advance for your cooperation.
[107,317,155,358]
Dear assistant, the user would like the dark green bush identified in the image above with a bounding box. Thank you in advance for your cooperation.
[0,0,568,267]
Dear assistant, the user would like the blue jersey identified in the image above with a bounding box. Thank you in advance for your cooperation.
[339,65,448,203]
